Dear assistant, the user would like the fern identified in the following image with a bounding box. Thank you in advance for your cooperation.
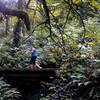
[0,78,21,100]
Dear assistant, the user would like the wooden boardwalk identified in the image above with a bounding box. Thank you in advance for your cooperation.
[0,68,57,99]
[0,68,57,83]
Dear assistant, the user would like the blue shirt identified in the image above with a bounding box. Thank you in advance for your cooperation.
[31,47,37,57]
[32,50,37,57]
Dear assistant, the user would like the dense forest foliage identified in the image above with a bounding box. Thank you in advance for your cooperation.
[0,0,100,99]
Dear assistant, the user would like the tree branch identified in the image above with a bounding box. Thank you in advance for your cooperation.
[41,0,52,36]
[0,1,30,30]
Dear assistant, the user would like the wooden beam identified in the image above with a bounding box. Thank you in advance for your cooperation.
[0,68,57,81]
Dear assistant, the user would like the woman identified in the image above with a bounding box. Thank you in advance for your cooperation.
[29,44,42,69]
[30,44,37,65]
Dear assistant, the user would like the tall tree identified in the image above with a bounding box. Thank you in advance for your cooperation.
[12,0,24,48]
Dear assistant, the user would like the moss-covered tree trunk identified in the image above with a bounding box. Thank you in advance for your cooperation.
[5,16,9,35]
[12,0,24,48]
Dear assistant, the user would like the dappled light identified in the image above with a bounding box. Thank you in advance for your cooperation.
[0,0,100,100]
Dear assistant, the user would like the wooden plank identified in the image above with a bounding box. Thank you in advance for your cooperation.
[0,68,57,81]
[0,68,57,89]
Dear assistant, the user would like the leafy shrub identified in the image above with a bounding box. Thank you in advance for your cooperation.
[0,78,21,100]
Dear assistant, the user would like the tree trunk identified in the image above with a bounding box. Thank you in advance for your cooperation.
[13,20,22,47]
[5,16,9,35]
[13,0,25,48]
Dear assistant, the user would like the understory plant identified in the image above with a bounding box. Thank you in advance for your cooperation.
[0,78,21,100]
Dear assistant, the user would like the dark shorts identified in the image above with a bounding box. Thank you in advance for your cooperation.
[30,56,37,65]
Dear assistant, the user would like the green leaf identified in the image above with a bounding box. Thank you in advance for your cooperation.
[47,0,54,5]
[73,0,81,4]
